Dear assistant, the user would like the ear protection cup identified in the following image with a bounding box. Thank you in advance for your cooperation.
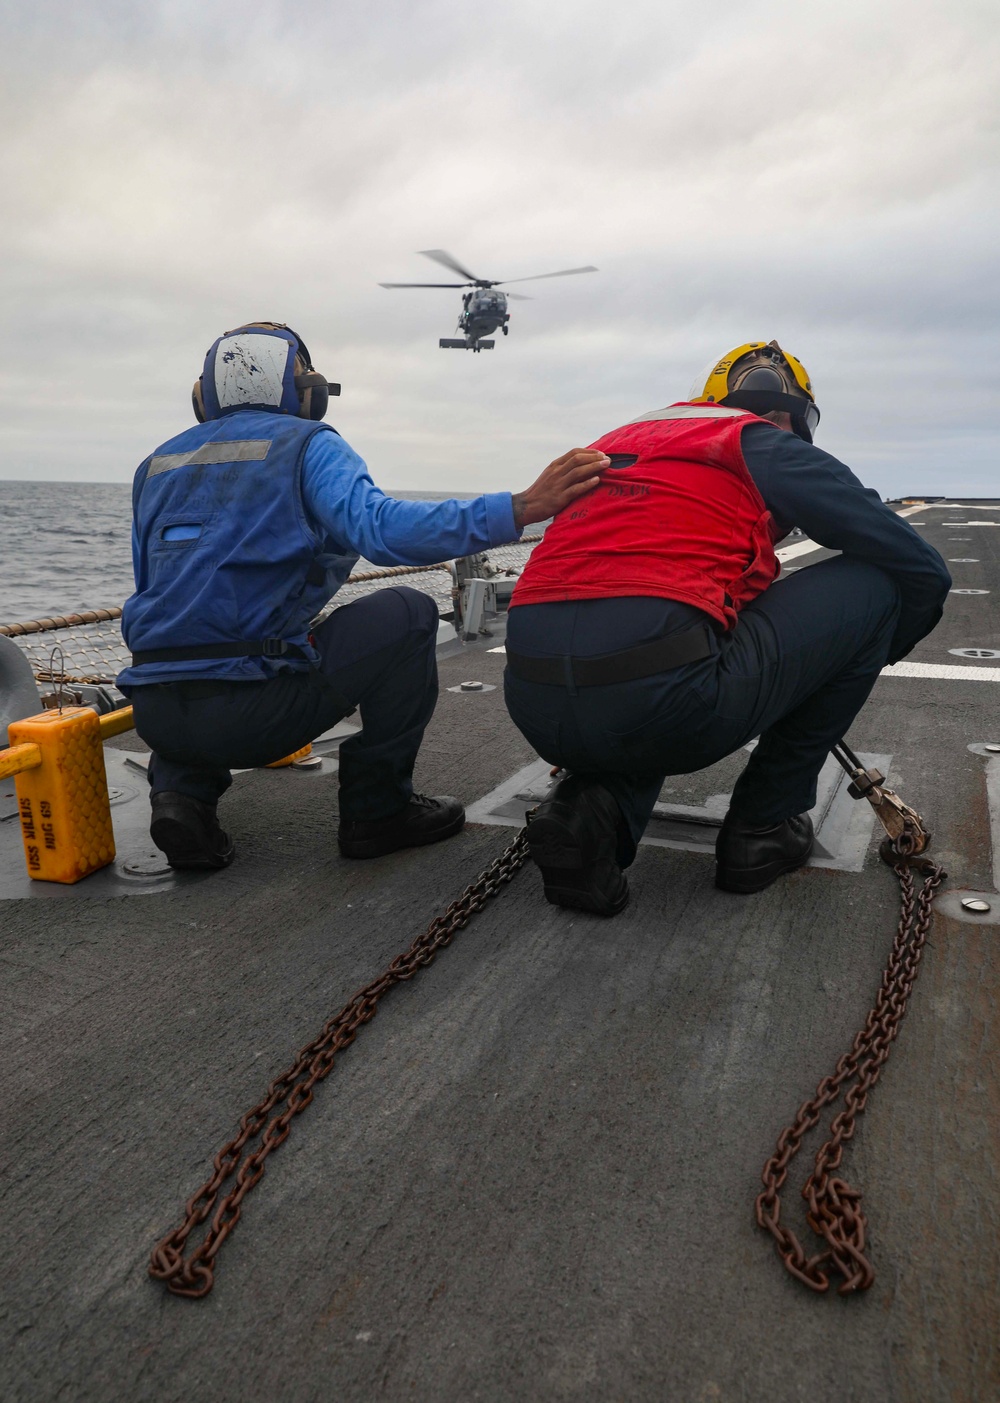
[303,383,329,421]
[192,379,207,423]
[293,369,330,421]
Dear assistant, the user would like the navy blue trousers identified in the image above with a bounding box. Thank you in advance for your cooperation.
[130,586,440,822]
[504,557,901,867]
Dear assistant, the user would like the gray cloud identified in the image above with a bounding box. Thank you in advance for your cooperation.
[1,0,998,495]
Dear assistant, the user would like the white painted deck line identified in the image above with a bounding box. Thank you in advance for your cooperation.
[986,758,1000,891]
[775,537,823,562]
[681,500,931,568]
[881,661,1000,682]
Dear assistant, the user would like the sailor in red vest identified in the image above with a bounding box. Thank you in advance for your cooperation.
[504,341,951,913]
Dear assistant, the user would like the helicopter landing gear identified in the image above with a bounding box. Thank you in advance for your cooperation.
[502,324,509,336]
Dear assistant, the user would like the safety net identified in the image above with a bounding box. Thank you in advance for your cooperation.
[0,539,539,684]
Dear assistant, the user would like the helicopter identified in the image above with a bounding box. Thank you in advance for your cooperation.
[379,249,598,351]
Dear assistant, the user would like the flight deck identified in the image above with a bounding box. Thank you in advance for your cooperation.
[2,502,999,1402]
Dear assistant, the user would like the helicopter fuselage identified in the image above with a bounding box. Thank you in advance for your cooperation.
[458,288,509,345]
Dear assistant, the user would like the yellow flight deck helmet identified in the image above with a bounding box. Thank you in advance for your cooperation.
[689,340,820,443]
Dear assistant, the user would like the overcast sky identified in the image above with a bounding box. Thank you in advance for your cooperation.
[2,0,998,496]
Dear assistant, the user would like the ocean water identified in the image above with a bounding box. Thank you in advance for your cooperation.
[0,481,135,623]
[0,480,455,626]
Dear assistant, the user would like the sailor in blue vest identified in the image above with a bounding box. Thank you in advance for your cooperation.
[118,321,606,870]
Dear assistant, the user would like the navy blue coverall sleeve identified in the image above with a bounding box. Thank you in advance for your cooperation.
[740,423,952,664]
[301,429,519,565]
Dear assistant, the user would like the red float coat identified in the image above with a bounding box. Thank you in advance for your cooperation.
[510,404,782,632]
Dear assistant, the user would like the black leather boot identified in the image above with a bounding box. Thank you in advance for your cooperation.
[715,811,814,893]
[150,791,235,871]
[526,775,629,917]
[338,794,465,859]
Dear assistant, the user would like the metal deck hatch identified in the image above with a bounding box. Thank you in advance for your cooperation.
[466,744,893,873]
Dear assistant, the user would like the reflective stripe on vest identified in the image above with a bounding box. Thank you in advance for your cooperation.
[147,439,273,478]
[626,404,748,424]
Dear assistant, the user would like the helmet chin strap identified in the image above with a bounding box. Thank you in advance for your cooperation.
[790,414,814,445]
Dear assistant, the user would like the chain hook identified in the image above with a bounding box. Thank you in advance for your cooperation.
[48,644,66,713]
[892,819,917,859]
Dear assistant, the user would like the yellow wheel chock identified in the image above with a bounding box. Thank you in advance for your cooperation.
[0,705,134,884]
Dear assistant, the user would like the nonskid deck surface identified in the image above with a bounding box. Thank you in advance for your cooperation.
[2,503,999,1402]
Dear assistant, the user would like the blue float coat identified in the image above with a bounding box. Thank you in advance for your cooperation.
[119,411,518,688]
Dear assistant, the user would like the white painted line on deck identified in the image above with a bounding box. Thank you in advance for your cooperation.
[986,759,1000,891]
[775,537,823,562]
[775,504,933,564]
[881,662,1000,682]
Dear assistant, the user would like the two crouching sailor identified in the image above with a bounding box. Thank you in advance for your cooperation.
[118,321,606,870]
[504,341,951,914]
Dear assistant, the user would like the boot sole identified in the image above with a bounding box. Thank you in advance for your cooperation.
[527,806,629,917]
[714,850,811,894]
[338,810,466,860]
[150,815,235,871]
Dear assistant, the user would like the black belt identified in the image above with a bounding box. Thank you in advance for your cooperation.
[130,639,309,666]
[505,625,714,687]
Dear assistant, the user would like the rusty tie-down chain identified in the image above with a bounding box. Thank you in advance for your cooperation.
[149,829,529,1299]
[151,740,944,1299]
[755,742,947,1294]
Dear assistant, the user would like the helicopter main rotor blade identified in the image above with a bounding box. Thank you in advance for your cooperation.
[419,249,483,282]
[379,281,470,289]
[500,265,598,285]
